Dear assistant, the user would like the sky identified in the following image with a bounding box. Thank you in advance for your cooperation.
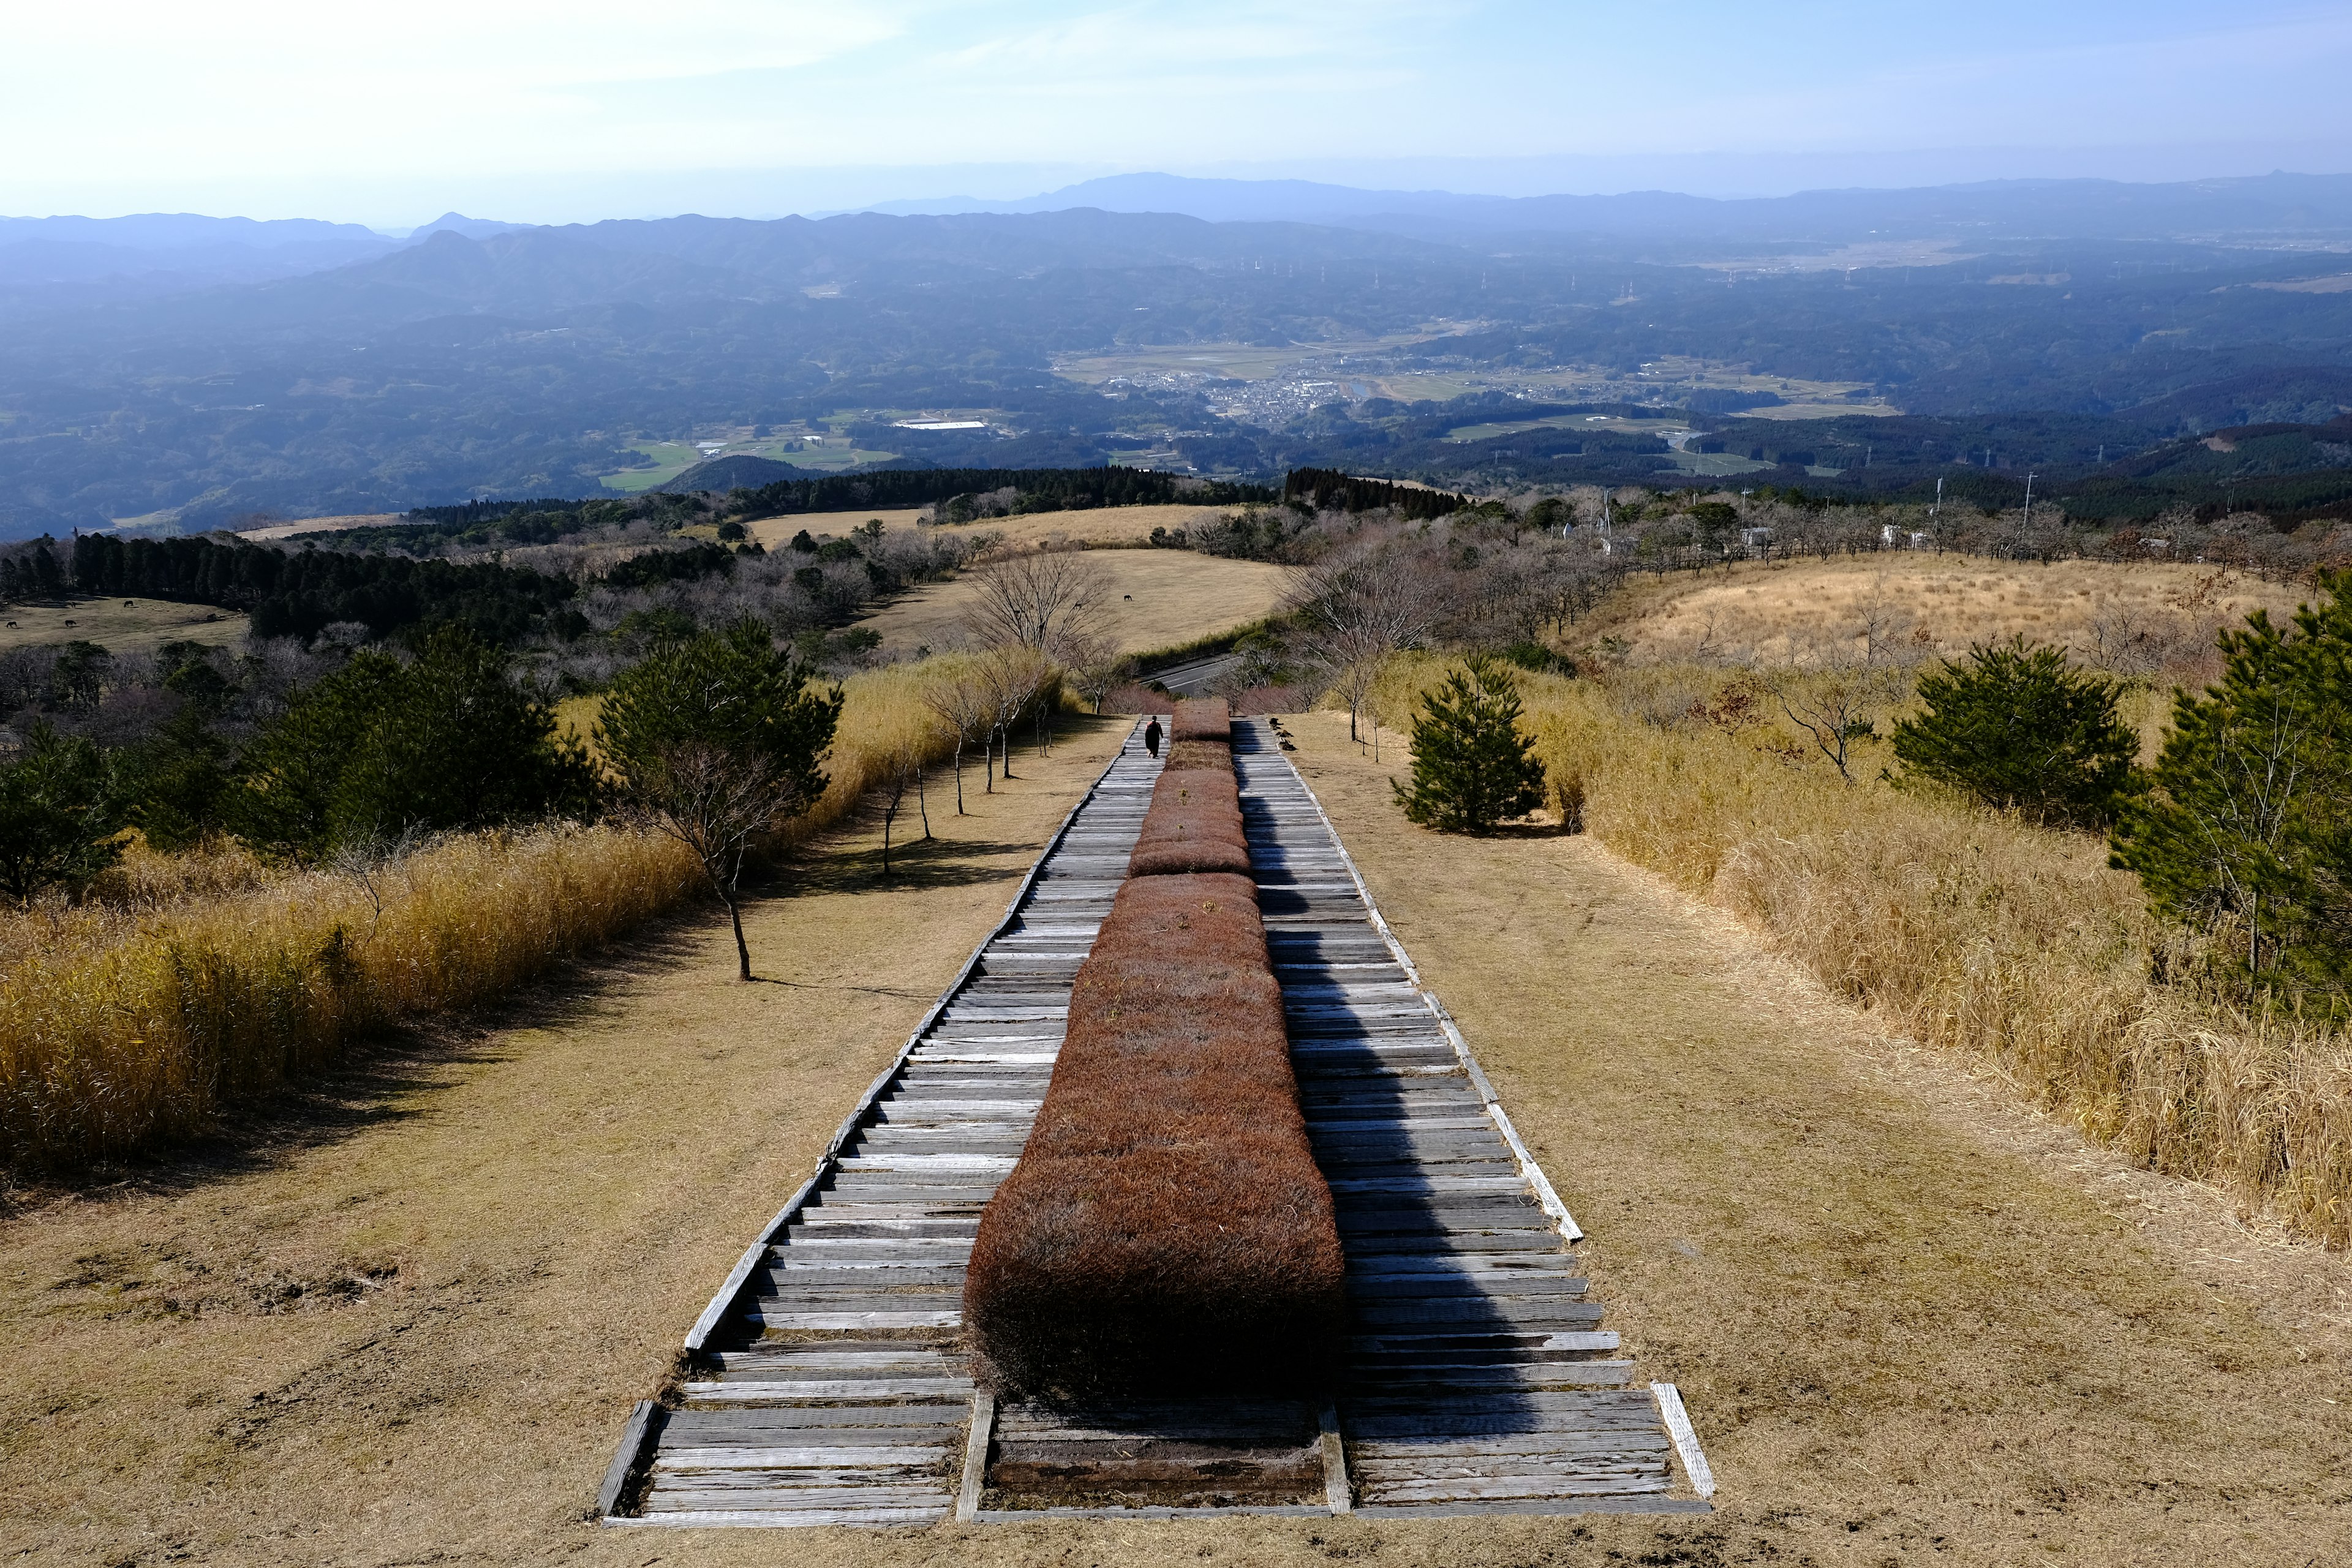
[6,1,2351,226]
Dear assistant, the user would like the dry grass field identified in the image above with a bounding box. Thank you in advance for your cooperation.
[853,548,1290,658]
[749,502,1232,553]
[0,720,1150,1568]
[1283,709,2352,1566]
[1607,553,2309,671]
[239,513,402,541]
[9,698,2343,1564]
[0,597,249,655]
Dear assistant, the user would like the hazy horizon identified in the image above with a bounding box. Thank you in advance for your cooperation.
[7,1,2348,228]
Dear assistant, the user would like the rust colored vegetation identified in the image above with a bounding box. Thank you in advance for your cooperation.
[965,752,1346,1400]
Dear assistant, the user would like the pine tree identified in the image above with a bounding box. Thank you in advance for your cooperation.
[1393,653,1545,834]
[1889,638,2141,827]
[2110,573,2352,997]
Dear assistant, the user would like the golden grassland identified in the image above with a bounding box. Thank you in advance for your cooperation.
[2,654,1009,1172]
[1600,552,2309,671]
[1367,651,2352,1249]
[853,548,1292,659]
[0,597,249,656]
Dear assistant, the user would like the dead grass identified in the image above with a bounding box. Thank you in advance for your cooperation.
[0,596,248,655]
[967,869,1343,1401]
[853,549,1291,659]
[1281,706,2352,1565]
[0,718,1161,1568]
[2,653,1000,1172]
[1602,552,2309,679]
[1365,652,2352,1250]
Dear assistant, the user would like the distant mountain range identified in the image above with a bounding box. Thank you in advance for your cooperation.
[6,175,2352,537]
[864,170,2352,243]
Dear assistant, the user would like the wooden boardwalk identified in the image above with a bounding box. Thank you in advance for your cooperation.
[603,718,1713,1528]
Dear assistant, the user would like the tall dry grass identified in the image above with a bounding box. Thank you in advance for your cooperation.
[2,652,1023,1172]
[1365,654,2352,1247]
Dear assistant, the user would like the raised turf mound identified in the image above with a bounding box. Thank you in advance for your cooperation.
[965,703,1345,1400]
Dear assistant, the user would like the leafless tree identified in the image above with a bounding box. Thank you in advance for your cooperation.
[1853,575,1919,666]
[1765,652,1904,784]
[1061,627,1129,715]
[1284,538,1452,741]
[921,665,992,812]
[976,644,1051,784]
[960,546,1115,665]
[877,729,935,875]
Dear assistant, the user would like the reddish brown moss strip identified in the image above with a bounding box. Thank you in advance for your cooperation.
[1170,698,1232,744]
[964,872,1344,1400]
[1128,766,1251,878]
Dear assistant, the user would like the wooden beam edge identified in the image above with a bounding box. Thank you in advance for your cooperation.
[956,1388,997,1522]
[1318,1402,1353,1514]
[1651,1382,1717,1499]
[676,721,1143,1355]
[595,1398,660,1521]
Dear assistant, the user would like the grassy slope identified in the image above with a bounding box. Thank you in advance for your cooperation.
[853,548,1291,659]
[1597,553,2310,669]
[1285,707,2352,1566]
[0,597,249,656]
[10,700,2345,1564]
[0,720,1134,1566]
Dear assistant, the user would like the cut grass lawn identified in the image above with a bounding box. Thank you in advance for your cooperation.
[853,547,1291,659]
[0,596,248,655]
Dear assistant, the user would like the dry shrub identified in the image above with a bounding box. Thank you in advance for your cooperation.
[2,651,1008,1172]
[1128,767,1251,878]
[1169,698,1232,744]
[1359,652,2352,1247]
[965,873,1344,1398]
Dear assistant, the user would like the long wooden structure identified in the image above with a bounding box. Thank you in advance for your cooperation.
[603,718,1713,1526]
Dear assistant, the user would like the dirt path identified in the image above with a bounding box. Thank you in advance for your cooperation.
[1281,707,2352,1564]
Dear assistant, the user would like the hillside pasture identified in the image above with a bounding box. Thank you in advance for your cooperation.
[853,548,1290,659]
[1606,552,2312,674]
[0,596,249,655]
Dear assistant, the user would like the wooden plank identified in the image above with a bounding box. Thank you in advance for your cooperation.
[956,1389,994,1523]
[1366,1473,1672,1504]
[1651,1382,1717,1499]
[652,1449,945,1471]
[1319,1404,1351,1515]
[597,1399,658,1519]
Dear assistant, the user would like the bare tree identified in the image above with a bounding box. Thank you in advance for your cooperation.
[1062,627,1129,714]
[1765,655,1904,785]
[1285,539,1452,741]
[877,727,936,875]
[961,546,1115,665]
[976,645,1051,784]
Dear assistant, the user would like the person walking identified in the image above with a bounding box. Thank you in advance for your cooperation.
[1143,715,1162,758]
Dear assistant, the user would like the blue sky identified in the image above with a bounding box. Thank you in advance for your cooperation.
[6,1,2349,224]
